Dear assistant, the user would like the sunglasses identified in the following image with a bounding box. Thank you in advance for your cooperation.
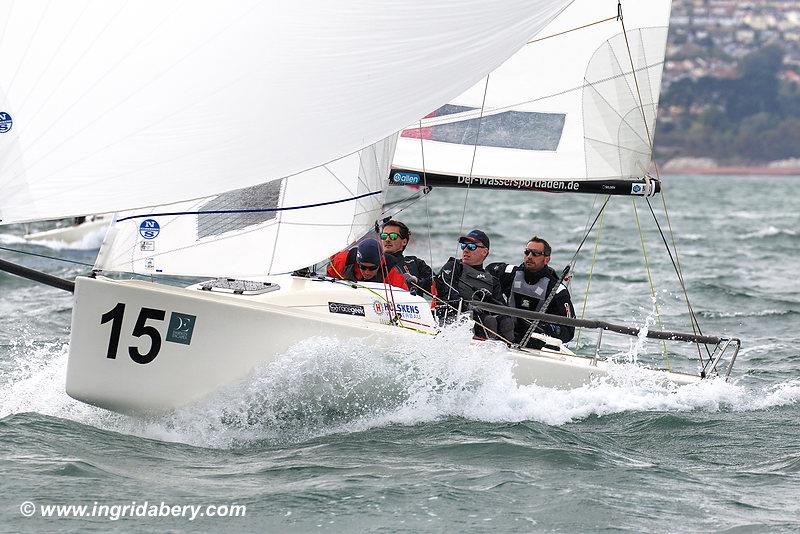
[380,232,402,241]
[358,262,379,272]
[524,249,548,257]
[460,242,485,251]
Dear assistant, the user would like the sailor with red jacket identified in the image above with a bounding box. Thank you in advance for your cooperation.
[327,238,408,290]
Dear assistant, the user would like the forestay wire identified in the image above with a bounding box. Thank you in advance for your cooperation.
[443,73,491,324]
[618,0,708,366]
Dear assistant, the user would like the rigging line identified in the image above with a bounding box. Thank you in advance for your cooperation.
[321,164,360,206]
[266,172,290,275]
[618,3,655,151]
[645,196,711,363]
[432,277,513,345]
[382,189,431,222]
[325,261,417,332]
[416,118,435,271]
[574,202,606,348]
[445,73,490,324]
[527,15,618,44]
[382,191,422,211]
[566,196,610,269]
[115,190,382,222]
[619,2,705,363]
[457,72,491,236]
[517,195,611,343]
[0,245,95,268]
[415,60,662,132]
[649,159,709,364]
[631,197,669,367]
[572,191,604,345]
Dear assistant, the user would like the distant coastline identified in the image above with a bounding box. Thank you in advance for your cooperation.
[657,157,800,176]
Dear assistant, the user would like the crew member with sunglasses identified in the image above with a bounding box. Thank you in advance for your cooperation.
[327,238,408,289]
[434,229,514,341]
[487,236,575,346]
[380,220,434,296]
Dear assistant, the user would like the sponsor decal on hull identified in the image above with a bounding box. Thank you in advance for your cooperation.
[166,312,197,345]
[328,302,366,317]
[372,301,422,320]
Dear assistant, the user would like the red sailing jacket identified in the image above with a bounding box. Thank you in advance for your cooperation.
[327,248,409,290]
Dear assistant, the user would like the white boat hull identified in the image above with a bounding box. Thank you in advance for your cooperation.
[66,275,700,415]
[24,216,109,244]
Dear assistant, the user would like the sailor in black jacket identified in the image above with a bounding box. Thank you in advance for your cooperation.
[434,229,514,341]
[380,220,434,296]
[487,235,575,345]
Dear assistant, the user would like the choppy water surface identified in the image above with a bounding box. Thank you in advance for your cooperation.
[1,175,799,532]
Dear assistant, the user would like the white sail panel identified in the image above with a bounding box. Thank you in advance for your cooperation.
[95,136,395,277]
[0,0,570,225]
[392,0,671,183]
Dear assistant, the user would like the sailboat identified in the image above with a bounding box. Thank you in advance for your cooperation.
[23,214,110,244]
[0,1,739,416]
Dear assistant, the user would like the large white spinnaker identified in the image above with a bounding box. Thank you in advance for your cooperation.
[95,136,396,277]
[0,0,570,225]
[391,0,670,193]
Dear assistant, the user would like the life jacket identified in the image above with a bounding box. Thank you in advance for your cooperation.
[452,261,496,299]
[507,266,566,312]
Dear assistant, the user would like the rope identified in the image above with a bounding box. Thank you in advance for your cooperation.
[527,15,618,44]
[325,253,436,334]
[416,117,436,275]
[618,2,654,151]
[445,73,491,324]
[631,198,669,367]
[574,201,606,347]
[646,195,711,364]
[517,196,611,346]
[0,245,95,268]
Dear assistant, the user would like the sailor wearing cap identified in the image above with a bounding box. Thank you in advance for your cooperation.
[327,238,408,289]
[434,229,514,341]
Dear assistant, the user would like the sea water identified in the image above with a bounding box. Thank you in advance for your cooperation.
[1,175,799,532]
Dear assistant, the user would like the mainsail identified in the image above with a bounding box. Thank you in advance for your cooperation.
[391,0,670,195]
[0,0,571,225]
[95,136,396,277]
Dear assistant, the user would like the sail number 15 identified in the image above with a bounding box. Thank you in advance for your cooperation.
[100,303,196,364]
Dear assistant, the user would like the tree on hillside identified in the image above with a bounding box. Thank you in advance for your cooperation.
[656,44,800,162]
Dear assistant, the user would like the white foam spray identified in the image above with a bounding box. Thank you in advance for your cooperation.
[1,321,797,449]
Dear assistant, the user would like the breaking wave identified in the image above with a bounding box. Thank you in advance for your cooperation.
[697,309,798,319]
[1,321,797,450]
[738,226,798,240]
